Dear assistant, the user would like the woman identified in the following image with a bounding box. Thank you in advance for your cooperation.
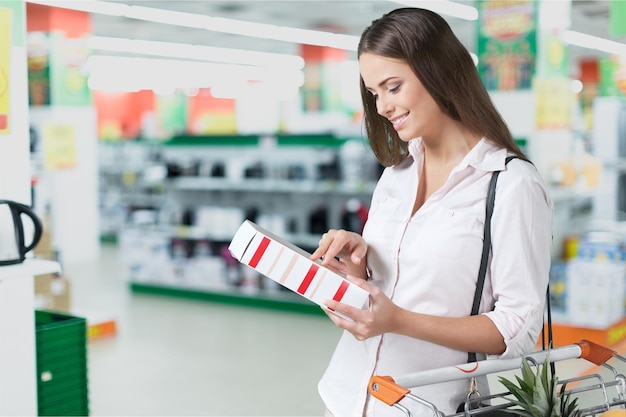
[310,7,553,417]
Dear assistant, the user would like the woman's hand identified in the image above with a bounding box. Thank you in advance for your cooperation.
[309,229,368,278]
[323,278,507,354]
[323,275,402,341]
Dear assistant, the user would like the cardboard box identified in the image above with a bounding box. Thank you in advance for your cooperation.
[34,214,54,258]
[229,220,369,319]
[34,274,71,312]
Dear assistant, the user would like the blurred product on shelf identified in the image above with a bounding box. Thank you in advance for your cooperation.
[102,135,383,308]
[551,137,602,188]
[119,228,230,291]
[97,135,381,242]
[550,229,626,330]
[340,198,368,234]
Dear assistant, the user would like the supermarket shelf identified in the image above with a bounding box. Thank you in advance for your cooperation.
[129,282,327,316]
[163,133,349,147]
[100,234,117,244]
[0,258,61,282]
[100,133,353,148]
[117,224,323,249]
[168,176,376,195]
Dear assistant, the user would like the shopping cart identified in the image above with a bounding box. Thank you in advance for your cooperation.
[368,340,626,417]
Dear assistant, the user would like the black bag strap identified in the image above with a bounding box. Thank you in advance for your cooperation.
[467,156,517,363]
[470,158,516,315]
[466,156,554,372]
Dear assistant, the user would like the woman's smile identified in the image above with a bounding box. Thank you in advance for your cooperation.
[390,113,409,130]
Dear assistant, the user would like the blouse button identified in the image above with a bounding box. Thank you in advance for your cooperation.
[448,210,455,217]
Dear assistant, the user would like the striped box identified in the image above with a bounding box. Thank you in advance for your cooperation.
[229,220,369,319]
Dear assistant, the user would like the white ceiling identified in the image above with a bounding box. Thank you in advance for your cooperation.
[87,0,624,76]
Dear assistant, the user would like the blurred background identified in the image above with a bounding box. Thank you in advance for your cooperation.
[3,0,626,415]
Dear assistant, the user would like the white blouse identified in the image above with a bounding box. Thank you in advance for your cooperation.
[318,138,554,417]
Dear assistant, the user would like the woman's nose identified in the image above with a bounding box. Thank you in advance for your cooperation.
[376,96,392,116]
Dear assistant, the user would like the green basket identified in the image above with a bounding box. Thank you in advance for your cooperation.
[35,310,89,416]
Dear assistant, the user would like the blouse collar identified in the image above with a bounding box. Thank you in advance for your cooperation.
[407,137,508,172]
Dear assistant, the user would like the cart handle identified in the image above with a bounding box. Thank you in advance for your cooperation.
[367,340,617,408]
[577,340,616,366]
[369,376,410,406]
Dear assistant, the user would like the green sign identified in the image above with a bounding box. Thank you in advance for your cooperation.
[611,0,626,36]
[157,93,187,138]
[27,32,51,106]
[0,0,24,46]
[599,57,626,97]
[477,0,537,91]
[49,33,91,106]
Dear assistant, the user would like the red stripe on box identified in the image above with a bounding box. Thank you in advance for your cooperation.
[297,264,319,295]
[248,237,271,268]
[333,280,350,302]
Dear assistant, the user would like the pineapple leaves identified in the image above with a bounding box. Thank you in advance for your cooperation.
[497,354,579,417]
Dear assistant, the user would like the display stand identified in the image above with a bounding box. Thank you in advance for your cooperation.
[545,317,626,349]
[0,258,60,416]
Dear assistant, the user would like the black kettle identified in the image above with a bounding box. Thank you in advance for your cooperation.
[0,200,43,266]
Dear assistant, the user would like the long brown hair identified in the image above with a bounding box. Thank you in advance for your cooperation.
[358,7,527,167]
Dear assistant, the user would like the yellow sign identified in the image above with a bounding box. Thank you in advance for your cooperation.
[534,76,573,130]
[0,7,12,135]
[481,0,534,41]
[43,124,77,170]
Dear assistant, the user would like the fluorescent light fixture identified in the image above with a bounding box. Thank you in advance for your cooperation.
[26,0,360,51]
[88,36,305,69]
[211,81,299,100]
[86,55,304,93]
[124,5,208,29]
[390,0,478,21]
[561,30,626,57]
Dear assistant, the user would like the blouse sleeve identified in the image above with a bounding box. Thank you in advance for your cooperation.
[483,161,554,359]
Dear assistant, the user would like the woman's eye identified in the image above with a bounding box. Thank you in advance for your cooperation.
[388,84,400,94]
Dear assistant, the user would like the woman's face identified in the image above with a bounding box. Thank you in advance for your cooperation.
[359,52,445,142]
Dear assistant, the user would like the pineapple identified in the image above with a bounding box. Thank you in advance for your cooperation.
[497,354,580,417]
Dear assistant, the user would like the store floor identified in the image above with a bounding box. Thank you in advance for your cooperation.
[65,244,624,416]
[66,243,343,416]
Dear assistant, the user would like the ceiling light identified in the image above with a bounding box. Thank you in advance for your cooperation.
[26,0,360,51]
[561,30,626,56]
[86,55,304,93]
[390,0,478,21]
[88,36,305,69]
[123,5,208,29]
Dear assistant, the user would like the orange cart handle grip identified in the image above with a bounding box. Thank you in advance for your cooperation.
[369,376,410,406]
[576,339,616,366]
